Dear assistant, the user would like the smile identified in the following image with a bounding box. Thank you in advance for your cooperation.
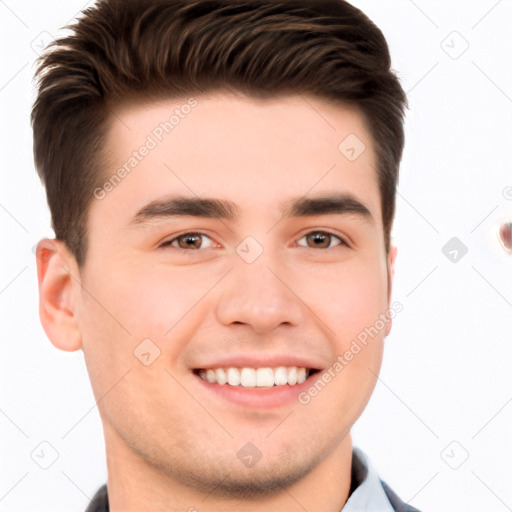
[196,366,312,387]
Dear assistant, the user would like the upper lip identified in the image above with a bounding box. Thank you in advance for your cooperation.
[192,354,325,371]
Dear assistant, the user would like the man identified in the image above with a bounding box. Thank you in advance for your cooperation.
[33,0,418,510]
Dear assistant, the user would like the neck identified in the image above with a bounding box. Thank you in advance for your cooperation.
[104,423,353,512]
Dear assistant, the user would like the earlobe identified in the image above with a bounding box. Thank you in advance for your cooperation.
[36,238,83,352]
[385,242,397,337]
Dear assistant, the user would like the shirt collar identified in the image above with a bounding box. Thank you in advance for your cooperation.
[341,447,394,512]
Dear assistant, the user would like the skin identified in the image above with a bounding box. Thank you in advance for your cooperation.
[37,92,397,512]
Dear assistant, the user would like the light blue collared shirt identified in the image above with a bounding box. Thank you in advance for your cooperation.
[342,447,395,512]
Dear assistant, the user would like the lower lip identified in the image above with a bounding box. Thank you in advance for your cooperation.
[193,372,318,409]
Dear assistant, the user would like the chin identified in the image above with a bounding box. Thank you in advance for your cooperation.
[179,455,318,500]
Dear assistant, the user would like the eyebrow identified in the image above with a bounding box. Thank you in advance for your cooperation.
[282,194,372,221]
[129,193,374,225]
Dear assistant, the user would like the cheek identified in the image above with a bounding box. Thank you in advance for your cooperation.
[88,263,197,331]
[296,259,387,427]
[309,259,387,419]
[79,262,224,362]
[292,255,389,343]
[77,267,193,424]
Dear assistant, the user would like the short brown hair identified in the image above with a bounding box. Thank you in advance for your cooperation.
[32,0,407,266]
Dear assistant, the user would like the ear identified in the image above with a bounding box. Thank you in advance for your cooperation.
[384,242,397,337]
[36,238,82,352]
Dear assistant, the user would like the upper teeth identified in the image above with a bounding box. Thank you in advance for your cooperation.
[198,367,309,387]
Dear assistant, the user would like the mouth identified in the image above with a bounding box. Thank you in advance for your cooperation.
[191,356,324,409]
[194,366,321,388]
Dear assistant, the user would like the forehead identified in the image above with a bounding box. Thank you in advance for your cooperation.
[97,92,382,227]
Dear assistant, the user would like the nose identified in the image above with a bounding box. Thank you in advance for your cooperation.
[215,256,304,335]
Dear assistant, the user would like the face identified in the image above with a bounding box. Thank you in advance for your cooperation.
[69,93,396,496]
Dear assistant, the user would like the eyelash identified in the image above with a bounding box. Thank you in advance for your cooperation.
[158,231,349,251]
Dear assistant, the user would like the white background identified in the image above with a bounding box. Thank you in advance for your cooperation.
[1,1,511,511]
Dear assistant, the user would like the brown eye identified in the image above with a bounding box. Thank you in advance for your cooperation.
[297,231,345,249]
[161,233,213,250]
